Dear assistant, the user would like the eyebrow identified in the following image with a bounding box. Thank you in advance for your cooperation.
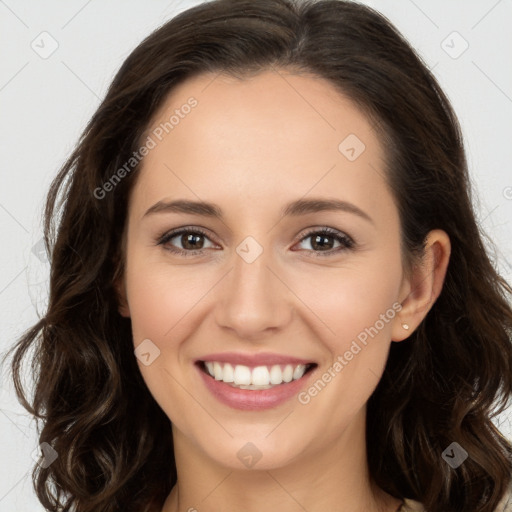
[143,197,374,224]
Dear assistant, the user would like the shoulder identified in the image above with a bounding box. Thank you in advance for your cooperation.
[399,477,512,512]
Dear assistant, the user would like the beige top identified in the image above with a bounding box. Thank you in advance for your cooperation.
[397,478,512,511]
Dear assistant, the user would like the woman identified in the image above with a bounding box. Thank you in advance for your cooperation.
[5,0,512,511]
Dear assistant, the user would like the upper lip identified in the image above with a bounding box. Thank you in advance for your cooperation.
[196,352,316,368]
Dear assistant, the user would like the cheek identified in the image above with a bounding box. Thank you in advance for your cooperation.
[289,256,402,349]
[125,253,204,343]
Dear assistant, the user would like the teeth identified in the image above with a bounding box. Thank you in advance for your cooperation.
[213,362,223,380]
[282,364,293,383]
[205,361,214,375]
[252,366,270,386]
[233,365,251,385]
[203,361,309,387]
[293,364,306,380]
[223,363,234,382]
[270,365,283,385]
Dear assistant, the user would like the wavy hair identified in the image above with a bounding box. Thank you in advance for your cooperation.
[3,0,512,510]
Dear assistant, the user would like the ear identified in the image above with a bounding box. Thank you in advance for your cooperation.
[392,229,451,341]
[114,276,131,318]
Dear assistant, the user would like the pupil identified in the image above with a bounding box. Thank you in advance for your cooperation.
[183,233,203,250]
[313,234,333,250]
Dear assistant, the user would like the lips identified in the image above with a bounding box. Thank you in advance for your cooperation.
[195,352,317,410]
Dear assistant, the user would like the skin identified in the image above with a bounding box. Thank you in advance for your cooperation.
[115,69,451,512]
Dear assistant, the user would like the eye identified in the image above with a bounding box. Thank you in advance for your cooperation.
[157,227,218,257]
[293,227,355,257]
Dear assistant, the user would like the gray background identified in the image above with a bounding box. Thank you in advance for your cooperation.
[1,0,511,509]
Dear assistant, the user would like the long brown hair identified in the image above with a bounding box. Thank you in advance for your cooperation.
[3,0,512,511]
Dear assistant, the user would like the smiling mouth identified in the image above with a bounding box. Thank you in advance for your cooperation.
[197,361,317,390]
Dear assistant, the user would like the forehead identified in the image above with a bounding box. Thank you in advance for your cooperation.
[132,69,391,219]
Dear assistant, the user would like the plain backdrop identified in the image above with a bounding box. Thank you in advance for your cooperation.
[1,0,511,509]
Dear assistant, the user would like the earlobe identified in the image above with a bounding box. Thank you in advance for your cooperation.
[392,229,451,341]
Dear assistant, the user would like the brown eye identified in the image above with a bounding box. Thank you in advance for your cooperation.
[157,228,217,256]
[294,228,354,256]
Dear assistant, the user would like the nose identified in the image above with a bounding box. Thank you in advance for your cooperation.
[213,245,293,342]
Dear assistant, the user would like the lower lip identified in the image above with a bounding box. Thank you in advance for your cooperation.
[196,364,316,411]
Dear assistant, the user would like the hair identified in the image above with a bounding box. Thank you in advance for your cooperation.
[3,0,512,511]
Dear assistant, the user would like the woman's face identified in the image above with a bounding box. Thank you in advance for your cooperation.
[118,69,412,470]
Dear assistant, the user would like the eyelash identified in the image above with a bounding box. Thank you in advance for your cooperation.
[156,226,355,258]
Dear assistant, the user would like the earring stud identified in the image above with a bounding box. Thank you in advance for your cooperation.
[402,323,410,330]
